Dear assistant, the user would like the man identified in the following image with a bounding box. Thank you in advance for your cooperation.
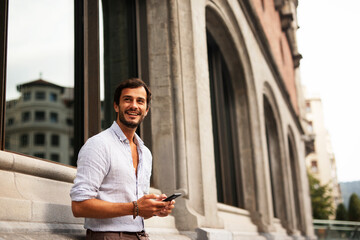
[70,78,175,240]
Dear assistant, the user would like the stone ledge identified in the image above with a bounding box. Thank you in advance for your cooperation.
[0,151,76,183]
[0,221,85,235]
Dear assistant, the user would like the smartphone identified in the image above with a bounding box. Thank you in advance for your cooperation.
[162,193,182,202]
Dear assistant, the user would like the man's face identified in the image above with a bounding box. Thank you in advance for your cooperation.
[114,87,149,129]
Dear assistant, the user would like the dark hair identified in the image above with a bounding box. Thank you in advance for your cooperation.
[113,78,152,109]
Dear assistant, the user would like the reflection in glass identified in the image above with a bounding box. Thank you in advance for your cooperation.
[101,0,138,129]
[5,0,74,165]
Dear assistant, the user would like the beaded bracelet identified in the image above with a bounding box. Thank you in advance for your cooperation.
[132,201,139,219]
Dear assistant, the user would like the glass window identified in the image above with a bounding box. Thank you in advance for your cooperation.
[308,121,313,132]
[51,134,59,146]
[207,31,243,208]
[20,134,28,147]
[311,160,318,173]
[22,112,31,122]
[35,91,46,100]
[34,133,45,146]
[49,92,57,102]
[34,153,45,159]
[50,112,58,123]
[66,118,73,126]
[5,0,75,166]
[50,153,60,162]
[23,92,31,101]
[7,118,14,126]
[35,111,45,121]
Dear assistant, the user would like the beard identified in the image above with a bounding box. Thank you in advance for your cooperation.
[118,108,145,129]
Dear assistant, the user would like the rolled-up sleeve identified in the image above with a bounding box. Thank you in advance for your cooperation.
[70,137,110,202]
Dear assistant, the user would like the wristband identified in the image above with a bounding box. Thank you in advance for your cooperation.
[132,201,139,219]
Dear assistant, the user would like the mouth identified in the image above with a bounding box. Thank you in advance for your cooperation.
[125,110,140,117]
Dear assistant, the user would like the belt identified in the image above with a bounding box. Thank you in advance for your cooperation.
[87,229,148,239]
[124,230,147,236]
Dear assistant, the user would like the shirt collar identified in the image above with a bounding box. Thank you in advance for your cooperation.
[110,121,144,146]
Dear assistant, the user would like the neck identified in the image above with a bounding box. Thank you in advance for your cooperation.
[116,120,137,143]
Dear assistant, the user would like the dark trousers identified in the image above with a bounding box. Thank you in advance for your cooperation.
[86,229,150,240]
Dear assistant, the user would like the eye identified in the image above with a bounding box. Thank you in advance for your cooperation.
[137,99,145,104]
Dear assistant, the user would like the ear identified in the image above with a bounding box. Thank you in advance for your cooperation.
[144,108,149,117]
[113,102,119,113]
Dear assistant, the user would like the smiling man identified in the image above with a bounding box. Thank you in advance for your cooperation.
[70,78,175,240]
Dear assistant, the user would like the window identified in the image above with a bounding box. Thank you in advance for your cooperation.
[34,153,45,159]
[34,133,45,146]
[22,112,31,122]
[1,1,125,166]
[23,92,31,101]
[50,153,60,162]
[308,121,313,133]
[20,134,28,147]
[51,134,59,146]
[35,91,46,100]
[50,112,58,123]
[35,111,45,121]
[207,31,243,208]
[66,118,73,126]
[7,118,14,126]
[49,93,57,102]
[311,160,318,173]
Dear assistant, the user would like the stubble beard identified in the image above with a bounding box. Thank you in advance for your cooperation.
[118,109,145,129]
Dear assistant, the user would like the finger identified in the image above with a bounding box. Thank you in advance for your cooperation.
[153,200,167,207]
[144,194,158,199]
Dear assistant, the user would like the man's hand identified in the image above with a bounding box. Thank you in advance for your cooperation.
[154,194,175,217]
[137,194,169,219]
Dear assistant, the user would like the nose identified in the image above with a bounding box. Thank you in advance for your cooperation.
[129,99,138,109]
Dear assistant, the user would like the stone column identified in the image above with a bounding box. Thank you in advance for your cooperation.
[147,0,222,231]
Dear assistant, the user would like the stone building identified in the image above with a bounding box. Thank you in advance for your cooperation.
[0,0,316,239]
[5,79,74,165]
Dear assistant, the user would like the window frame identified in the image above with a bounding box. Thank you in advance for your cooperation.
[0,0,8,149]
[1,0,101,160]
[0,0,148,166]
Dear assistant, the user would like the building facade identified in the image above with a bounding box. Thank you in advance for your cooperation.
[0,0,316,239]
[304,95,342,215]
[5,79,74,165]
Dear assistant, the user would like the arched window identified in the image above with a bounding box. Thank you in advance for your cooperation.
[288,130,305,234]
[264,96,286,220]
[207,31,243,208]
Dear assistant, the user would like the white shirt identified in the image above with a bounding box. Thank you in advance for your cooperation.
[70,121,152,232]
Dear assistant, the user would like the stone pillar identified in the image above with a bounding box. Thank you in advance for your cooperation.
[147,0,222,231]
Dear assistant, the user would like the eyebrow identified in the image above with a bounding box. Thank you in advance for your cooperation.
[122,95,146,100]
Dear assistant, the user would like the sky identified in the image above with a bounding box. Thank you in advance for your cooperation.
[5,1,360,182]
[6,0,74,99]
[297,0,360,182]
